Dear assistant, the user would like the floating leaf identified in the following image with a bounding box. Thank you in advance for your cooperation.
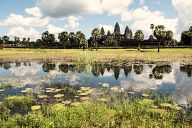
[110,86,119,91]
[31,105,41,111]
[79,92,88,96]
[102,83,109,88]
[0,89,5,92]
[81,87,91,91]
[128,91,135,94]
[62,100,71,105]
[160,103,182,110]
[37,95,48,99]
[142,94,150,97]
[54,94,64,98]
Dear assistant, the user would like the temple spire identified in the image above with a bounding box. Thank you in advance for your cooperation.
[114,22,120,34]
[124,26,129,35]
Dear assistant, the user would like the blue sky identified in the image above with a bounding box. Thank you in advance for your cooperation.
[0,0,191,41]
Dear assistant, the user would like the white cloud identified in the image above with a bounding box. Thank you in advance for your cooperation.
[25,7,42,17]
[47,24,65,34]
[121,6,178,39]
[101,0,133,15]
[99,24,114,33]
[7,26,40,40]
[0,13,49,27]
[64,16,81,29]
[171,0,192,40]
[36,0,102,18]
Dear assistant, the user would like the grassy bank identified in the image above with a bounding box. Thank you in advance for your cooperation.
[0,48,192,63]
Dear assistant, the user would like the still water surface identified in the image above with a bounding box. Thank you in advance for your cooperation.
[0,61,191,106]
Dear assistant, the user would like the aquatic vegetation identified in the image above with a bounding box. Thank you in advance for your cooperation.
[98,98,108,102]
[37,95,48,99]
[102,83,110,88]
[31,105,41,111]
[142,93,150,97]
[160,103,182,111]
[21,88,33,93]
[62,100,71,105]
[0,88,5,92]
[54,94,64,98]
[79,92,89,96]
[80,97,90,101]
[110,86,119,91]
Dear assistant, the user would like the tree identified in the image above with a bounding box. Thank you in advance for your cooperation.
[134,30,144,51]
[165,30,173,46]
[14,36,20,46]
[106,35,116,46]
[0,37,3,45]
[42,31,49,44]
[91,28,101,51]
[2,35,9,44]
[69,32,76,47]
[58,31,69,48]
[35,39,43,48]
[153,25,167,52]
[181,27,192,45]
[150,24,154,35]
[76,31,87,50]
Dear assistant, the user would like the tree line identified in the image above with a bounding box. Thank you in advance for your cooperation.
[0,25,191,49]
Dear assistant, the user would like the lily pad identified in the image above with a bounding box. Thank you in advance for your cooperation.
[79,92,88,96]
[62,100,71,105]
[37,95,48,99]
[110,86,119,91]
[0,89,5,92]
[31,105,41,111]
[102,83,109,88]
[142,94,150,97]
[54,94,64,98]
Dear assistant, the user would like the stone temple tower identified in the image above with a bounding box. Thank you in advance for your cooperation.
[114,22,120,35]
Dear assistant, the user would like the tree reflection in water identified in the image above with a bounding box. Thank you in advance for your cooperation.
[180,65,192,77]
[151,65,172,79]
[42,62,56,72]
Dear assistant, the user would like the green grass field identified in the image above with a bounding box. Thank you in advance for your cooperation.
[0,48,191,63]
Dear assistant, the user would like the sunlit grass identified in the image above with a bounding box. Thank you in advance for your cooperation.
[0,48,191,63]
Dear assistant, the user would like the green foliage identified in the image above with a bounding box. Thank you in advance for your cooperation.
[41,31,55,44]
[134,30,144,42]
[181,27,192,45]
[58,31,69,47]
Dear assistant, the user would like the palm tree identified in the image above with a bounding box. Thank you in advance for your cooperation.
[69,32,76,47]
[150,24,154,35]
[91,28,101,51]
[76,31,87,50]
[154,25,167,52]
[42,31,49,44]
[134,30,144,51]
[165,30,173,46]
[2,35,9,44]
[58,31,69,48]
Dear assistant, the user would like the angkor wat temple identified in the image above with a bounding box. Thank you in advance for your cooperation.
[93,22,160,48]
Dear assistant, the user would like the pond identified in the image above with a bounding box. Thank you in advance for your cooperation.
[0,61,192,106]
